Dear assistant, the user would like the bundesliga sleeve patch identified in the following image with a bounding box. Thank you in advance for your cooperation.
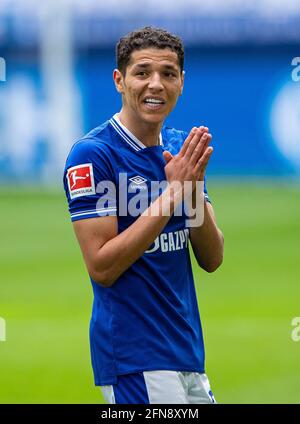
[67,163,96,199]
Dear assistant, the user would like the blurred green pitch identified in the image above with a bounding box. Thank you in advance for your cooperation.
[0,182,299,403]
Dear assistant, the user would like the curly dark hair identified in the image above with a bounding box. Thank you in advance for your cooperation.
[116,26,184,74]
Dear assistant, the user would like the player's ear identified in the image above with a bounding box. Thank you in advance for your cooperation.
[180,70,185,95]
[113,69,125,94]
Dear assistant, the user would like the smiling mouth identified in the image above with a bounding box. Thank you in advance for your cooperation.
[143,98,166,110]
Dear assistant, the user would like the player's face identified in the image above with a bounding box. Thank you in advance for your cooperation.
[114,48,184,126]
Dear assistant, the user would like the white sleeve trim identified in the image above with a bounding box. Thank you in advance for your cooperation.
[71,207,117,219]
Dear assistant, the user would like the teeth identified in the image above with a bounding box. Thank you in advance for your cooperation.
[145,98,164,104]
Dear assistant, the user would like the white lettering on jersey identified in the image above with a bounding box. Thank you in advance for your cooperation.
[145,229,189,254]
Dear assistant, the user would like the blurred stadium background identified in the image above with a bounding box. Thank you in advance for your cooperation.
[0,0,299,404]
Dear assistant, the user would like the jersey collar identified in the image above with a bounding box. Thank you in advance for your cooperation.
[109,113,163,151]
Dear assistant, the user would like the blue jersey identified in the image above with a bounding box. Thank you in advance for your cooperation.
[63,114,210,385]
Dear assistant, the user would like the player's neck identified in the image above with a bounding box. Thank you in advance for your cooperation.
[117,110,162,147]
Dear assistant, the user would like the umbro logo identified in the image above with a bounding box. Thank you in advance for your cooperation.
[129,175,147,185]
[128,175,147,191]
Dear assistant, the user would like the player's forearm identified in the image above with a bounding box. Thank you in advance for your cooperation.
[189,201,224,272]
[92,184,181,286]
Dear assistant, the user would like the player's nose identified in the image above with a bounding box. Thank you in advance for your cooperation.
[148,72,164,91]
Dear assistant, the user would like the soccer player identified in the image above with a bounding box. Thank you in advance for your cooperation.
[63,27,224,404]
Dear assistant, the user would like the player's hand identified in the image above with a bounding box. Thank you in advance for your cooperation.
[163,126,213,190]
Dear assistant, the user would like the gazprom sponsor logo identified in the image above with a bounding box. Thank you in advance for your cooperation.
[145,229,189,254]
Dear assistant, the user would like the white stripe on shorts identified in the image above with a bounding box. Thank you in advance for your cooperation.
[101,385,116,404]
[100,371,216,404]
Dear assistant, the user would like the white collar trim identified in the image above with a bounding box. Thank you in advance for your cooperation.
[113,113,163,149]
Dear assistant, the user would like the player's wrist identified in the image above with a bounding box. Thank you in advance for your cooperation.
[144,183,182,218]
[166,181,184,211]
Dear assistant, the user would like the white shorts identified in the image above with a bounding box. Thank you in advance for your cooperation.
[101,370,216,404]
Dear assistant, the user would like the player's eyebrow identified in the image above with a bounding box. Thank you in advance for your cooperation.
[162,64,179,71]
[131,63,152,71]
[132,62,179,72]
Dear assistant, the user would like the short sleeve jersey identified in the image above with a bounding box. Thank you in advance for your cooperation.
[63,114,210,385]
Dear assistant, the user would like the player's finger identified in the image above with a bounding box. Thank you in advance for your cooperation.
[190,131,212,165]
[185,127,207,160]
[163,150,173,164]
[195,146,213,179]
[179,127,198,157]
